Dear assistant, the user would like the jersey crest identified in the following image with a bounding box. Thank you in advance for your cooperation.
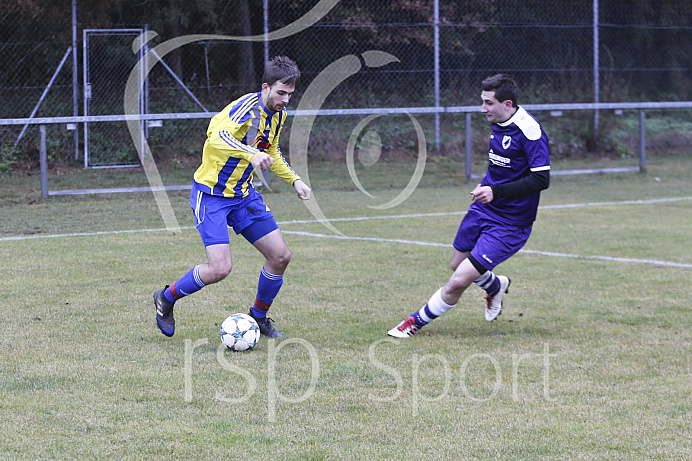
[251,134,271,151]
[480,106,551,227]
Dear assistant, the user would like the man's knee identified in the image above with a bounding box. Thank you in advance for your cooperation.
[206,259,232,283]
[447,259,482,292]
[450,250,470,272]
[272,247,291,269]
[447,272,472,293]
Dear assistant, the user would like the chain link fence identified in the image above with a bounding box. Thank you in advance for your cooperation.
[1,0,691,171]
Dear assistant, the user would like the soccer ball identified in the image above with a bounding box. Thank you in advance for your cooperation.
[220,313,260,351]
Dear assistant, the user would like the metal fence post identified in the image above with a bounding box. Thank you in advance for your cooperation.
[593,0,600,139]
[40,125,48,198]
[434,0,440,153]
[639,109,647,173]
[72,0,79,161]
[465,112,472,182]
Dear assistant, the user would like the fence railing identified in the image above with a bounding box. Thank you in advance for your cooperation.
[2,100,691,197]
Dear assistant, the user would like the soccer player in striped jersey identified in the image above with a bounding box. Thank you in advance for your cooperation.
[389,74,550,337]
[154,56,311,338]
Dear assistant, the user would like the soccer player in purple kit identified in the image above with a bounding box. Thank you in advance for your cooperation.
[388,74,550,337]
[154,56,311,338]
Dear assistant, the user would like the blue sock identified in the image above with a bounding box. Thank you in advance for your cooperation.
[166,265,206,303]
[474,271,500,297]
[251,268,284,318]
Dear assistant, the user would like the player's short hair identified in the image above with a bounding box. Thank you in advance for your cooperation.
[482,74,517,107]
[262,56,300,87]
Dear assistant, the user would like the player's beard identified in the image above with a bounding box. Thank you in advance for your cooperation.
[266,96,285,112]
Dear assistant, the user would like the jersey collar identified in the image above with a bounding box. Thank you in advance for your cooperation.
[497,106,523,127]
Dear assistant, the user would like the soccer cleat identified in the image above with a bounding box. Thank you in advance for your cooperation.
[387,316,420,338]
[154,286,175,337]
[485,275,511,322]
[248,310,283,338]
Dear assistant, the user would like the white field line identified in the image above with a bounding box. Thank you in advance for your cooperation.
[278,210,465,225]
[519,249,692,269]
[1,196,691,269]
[278,196,692,225]
[279,230,692,269]
[0,227,196,241]
[281,230,449,248]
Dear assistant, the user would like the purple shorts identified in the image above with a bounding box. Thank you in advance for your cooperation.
[452,208,532,271]
[191,185,278,246]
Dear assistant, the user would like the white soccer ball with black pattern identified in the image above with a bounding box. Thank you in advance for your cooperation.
[220,313,261,351]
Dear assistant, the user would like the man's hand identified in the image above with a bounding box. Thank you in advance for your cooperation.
[251,152,274,170]
[470,184,494,203]
[293,179,311,200]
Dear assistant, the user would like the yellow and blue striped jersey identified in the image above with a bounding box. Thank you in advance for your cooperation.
[193,92,300,198]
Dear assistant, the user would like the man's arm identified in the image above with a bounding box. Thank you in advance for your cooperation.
[267,146,301,184]
[293,179,311,200]
[471,170,549,204]
[490,169,550,199]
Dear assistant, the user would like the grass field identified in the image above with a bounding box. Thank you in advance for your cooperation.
[0,154,690,459]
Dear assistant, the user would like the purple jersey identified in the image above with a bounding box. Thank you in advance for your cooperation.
[472,106,550,227]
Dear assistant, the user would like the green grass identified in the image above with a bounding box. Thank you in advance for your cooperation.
[0,154,690,459]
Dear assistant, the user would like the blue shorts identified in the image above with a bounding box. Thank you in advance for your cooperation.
[190,185,278,246]
[452,208,532,272]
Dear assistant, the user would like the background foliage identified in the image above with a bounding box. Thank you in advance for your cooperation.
[1,0,691,170]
